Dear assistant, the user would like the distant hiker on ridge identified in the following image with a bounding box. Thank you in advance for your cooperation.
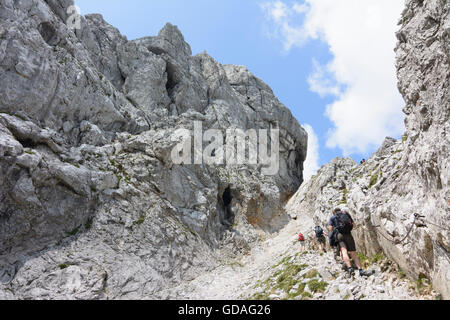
[328,208,370,277]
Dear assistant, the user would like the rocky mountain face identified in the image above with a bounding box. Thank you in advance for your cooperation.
[163,215,438,300]
[288,0,449,299]
[0,0,307,299]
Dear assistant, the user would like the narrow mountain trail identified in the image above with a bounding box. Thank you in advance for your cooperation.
[160,218,437,300]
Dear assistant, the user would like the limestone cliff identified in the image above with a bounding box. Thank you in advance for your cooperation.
[288,0,449,299]
[0,0,307,299]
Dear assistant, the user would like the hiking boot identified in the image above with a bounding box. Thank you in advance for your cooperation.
[359,269,374,277]
[348,267,355,275]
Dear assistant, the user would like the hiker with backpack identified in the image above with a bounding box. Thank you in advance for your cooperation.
[313,226,328,253]
[297,232,306,252]
[328,208,369,277]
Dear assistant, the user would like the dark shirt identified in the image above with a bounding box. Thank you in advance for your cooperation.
[329,211,354,229]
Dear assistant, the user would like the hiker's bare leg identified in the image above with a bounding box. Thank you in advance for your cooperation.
[340,247,352,268]
[349,251,362,269]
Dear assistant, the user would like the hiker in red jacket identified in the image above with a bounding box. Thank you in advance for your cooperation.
[298,232,306,252]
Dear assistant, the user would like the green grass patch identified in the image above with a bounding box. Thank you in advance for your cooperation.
[254,261,309,299]
[136,214,146,225]
[372,252,385,263]
[286,283,306,300]
[229,260,244,269]
[357,251,386,269]
[85,217,93,230]
[338,189,348,205]
[251,292,270,300]
[271,255,291,269]
[66,226,80,237]
[301,292,313,299]
[307,279,328,293]
[304,269,319,279]
[415,273,433,295]
[275,264,304,290]
[369,171,381,188]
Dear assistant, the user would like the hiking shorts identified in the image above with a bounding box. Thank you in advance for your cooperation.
[317,235,326,244]
[337,233,356,252]
[299,240,306,250]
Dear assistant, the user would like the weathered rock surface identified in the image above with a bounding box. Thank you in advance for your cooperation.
[1,0,446,301]
[158,218,437,300]
[288,0,449,299]
[0,0,307,299]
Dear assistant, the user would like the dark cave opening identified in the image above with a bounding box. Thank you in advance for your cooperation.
[223,186,232,206]
[165,63,179,95]
[221,186,234,228]
[17,138,37,149]
[38,22,59,46]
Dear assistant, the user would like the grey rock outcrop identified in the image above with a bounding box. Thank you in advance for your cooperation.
[0,0,307,299]
[288,0,449,299]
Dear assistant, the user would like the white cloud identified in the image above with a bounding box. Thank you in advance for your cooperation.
[261,0,406,156]
[292,3,308,14]
[302,124,320,181]
[307,59,341,98]
[260,1,309,51]
[262,1,289,22]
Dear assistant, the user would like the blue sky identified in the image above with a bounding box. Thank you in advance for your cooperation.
[75,0,406,179]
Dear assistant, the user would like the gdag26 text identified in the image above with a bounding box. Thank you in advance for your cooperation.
[223,305,271,315]
[178,304,271,317]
